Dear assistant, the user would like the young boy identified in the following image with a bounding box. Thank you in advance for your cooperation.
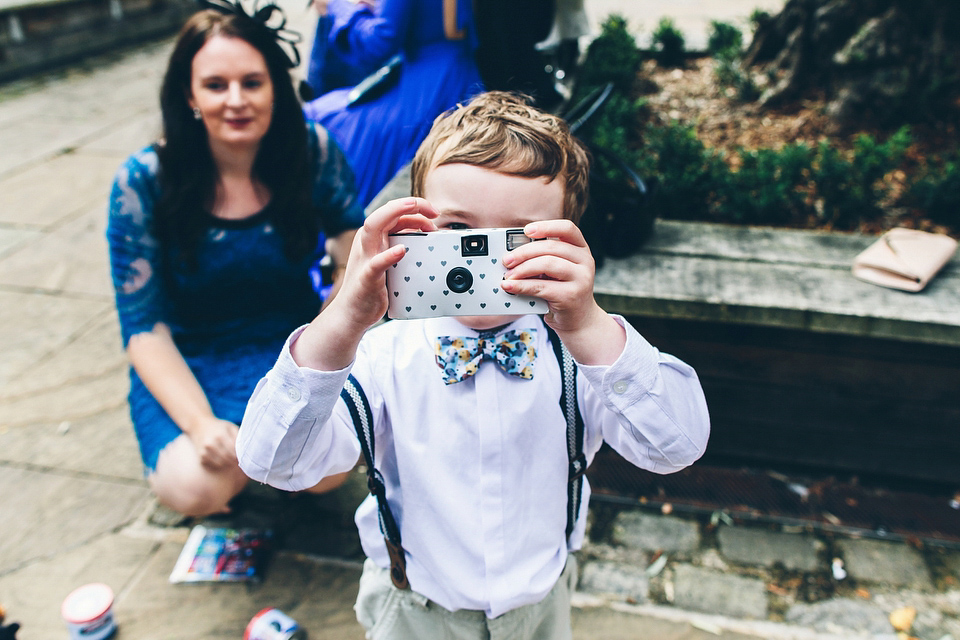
[237,92,709,639]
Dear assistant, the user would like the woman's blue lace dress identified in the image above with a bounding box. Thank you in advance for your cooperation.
[107,124,364,470]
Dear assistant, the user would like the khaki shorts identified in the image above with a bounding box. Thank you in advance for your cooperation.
[354,556,577,640]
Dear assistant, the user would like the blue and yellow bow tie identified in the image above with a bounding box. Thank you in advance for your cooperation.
[435,328,538,385]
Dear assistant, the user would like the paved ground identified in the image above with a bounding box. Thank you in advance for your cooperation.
[8,1,928,638]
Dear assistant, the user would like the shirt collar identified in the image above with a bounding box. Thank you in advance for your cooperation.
[422,314,543,339]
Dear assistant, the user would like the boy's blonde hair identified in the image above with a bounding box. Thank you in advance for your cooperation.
[411,91,590,223]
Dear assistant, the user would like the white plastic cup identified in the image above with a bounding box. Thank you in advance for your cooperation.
[61,582,117,640]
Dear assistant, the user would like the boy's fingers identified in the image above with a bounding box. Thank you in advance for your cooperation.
[523,219,587,246]
[389,214,439,235]
[502,236,593,271]
[367,197,439,231]
[368,244,408,274]
[504,256,579,289]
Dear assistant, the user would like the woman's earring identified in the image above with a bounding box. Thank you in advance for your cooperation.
[192,107,202,120]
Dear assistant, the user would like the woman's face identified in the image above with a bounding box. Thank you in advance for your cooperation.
[188,34,275,152]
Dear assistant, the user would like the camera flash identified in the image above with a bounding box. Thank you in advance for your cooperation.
[506,229,532,251]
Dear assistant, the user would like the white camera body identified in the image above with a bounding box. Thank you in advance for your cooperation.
[386,228,549,319]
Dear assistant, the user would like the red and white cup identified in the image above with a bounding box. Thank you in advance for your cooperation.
[61,583,117,640]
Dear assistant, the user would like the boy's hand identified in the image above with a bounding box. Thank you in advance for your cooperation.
[292,198,438,371]
[500,220,626,365]
[334,197,439,327]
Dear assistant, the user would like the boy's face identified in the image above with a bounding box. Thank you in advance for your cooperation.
[422,162,565,331]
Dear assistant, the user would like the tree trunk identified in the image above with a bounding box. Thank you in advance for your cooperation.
[744,0,960,131]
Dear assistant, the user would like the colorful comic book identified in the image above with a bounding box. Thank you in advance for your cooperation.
[169,525,272,583]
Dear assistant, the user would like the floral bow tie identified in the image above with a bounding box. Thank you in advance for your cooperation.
[435,328,538,385]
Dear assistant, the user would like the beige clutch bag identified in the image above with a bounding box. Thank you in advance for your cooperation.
[852,228,958,292]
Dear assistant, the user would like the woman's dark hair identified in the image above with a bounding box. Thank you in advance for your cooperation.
[156,9,316,266]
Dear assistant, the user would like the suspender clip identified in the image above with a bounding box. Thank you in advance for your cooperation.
[569,453,588,480]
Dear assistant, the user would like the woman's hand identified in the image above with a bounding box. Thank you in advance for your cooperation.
[189,416,241,471]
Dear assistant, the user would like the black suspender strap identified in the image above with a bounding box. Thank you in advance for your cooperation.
[338,330,586,590]
[340,374,410,589]
[545,325,587,538]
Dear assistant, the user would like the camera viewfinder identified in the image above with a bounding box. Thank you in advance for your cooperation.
[461,234,488,257]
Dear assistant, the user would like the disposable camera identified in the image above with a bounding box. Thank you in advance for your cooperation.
[386,228,549,319]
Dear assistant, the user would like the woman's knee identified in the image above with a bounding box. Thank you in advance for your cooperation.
[150,437,248,516]
[305,470,351,494]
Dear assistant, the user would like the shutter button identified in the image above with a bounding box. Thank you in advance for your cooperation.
[286,386,301,402]
[613,380,628,394]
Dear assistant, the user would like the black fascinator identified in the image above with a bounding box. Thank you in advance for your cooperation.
[197,0,302,68]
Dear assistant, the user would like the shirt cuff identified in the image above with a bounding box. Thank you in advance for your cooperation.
[270,325,354,414]
[575,315,660,411]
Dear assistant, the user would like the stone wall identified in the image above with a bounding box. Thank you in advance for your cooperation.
[0,0,195,82]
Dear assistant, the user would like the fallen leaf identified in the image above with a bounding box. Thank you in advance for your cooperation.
[889,606,916,632]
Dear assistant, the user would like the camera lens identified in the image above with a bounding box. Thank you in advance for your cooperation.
[446,266,473,293]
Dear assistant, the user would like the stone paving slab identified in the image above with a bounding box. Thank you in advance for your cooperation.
[0,290,111,387]
[0,151,122,227]
[0,406,141,480]
[612,511,701,554]
[0,308,123,399]
[838,538,932,590]
[0,533,160,640]
[0,465,149,573]
[0,363,128,431]
[0,121,119,177]
[671,565,768,620]
[116,541,367,640]
[717,526,823,572]
[580,560,650,603]
[784,597,891,636]
[0,227,37,258]
[0,201,113,296]
[79,111,163,156]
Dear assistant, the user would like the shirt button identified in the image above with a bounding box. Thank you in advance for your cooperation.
[613,380,629,394]
[286,386,301,402]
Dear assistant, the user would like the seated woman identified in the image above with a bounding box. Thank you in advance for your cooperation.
[303,0,484,207]
[107,5,364,516]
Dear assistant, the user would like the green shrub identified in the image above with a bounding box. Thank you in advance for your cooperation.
[707,21,743,57]
[813,126,911,229]
[576,14,643,94]
[904,154,960,228]
[644,122,727,220]
[651,18,686,67]
[749,9,771,30]
[568,14,649,187]
[713,52,760,102]
[708,22,758,102]
[717,143,814,225]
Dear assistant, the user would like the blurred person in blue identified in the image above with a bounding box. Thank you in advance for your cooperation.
[302,0,483,207]
[106,3,364,517]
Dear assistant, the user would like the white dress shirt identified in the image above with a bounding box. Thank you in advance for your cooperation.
[237,314,709,618]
